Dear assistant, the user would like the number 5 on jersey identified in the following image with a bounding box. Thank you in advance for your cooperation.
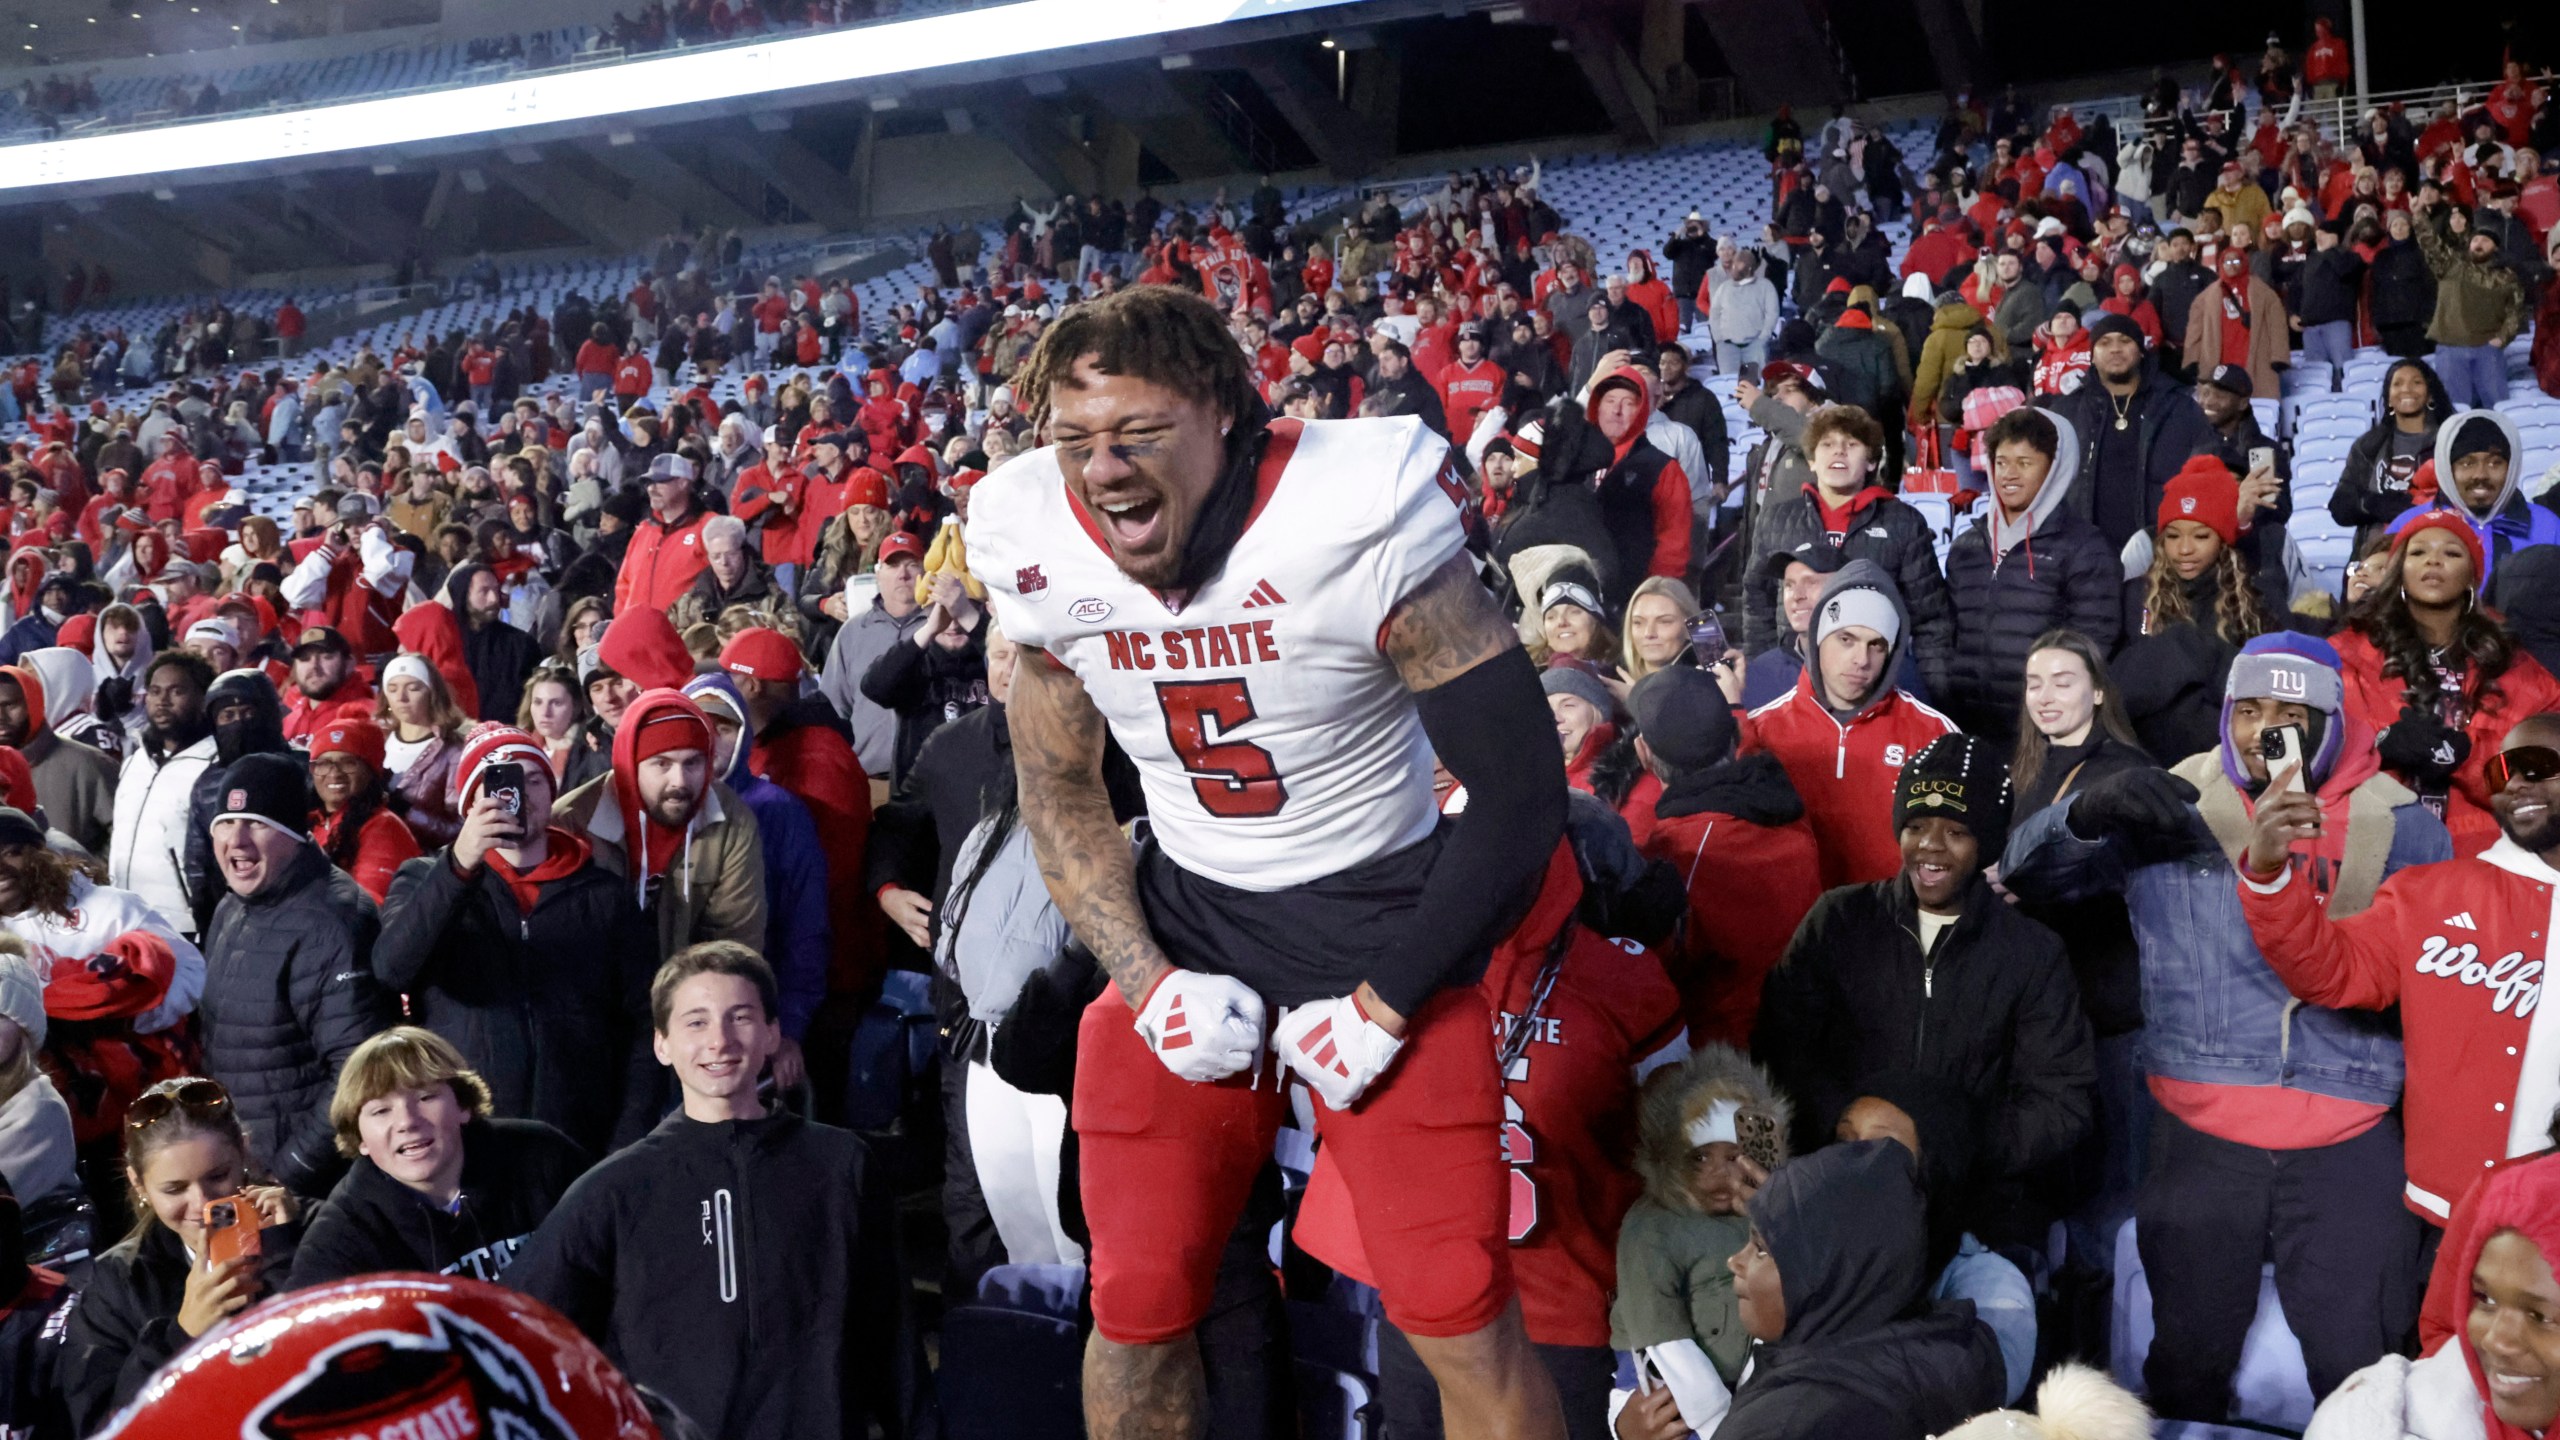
[1155,679,1288,819]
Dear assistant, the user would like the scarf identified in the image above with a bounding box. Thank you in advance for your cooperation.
[486,827,593,919]
[2218,275,2253,368]
[2177,718,2402,917]
[608,690,712,903]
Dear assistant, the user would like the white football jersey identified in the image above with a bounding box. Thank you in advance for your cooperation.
[970,415,1468,891]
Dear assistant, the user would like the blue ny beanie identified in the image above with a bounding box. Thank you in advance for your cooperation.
[2220,631,2344,788]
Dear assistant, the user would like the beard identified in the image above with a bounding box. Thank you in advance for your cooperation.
[146,709,213,755]
[645,790,698,830]
[2499,799,2560,854]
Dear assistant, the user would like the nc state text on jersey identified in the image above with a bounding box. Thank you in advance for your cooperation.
[1100,621,1284,672]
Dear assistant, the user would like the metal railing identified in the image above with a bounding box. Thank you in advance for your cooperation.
[2057,76,2502,146]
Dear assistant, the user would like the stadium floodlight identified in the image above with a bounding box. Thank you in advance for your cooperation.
[0,0,1365,193]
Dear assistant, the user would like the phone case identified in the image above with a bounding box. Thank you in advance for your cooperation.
[1736,1112,1780,1171]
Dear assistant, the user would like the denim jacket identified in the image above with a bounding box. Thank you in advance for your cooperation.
[2000,781,2447,1109]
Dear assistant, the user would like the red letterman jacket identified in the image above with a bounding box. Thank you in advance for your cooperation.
[2241,836,2560,1220]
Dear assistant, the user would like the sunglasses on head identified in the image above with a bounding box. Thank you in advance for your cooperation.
[125,1079,231,1133]
[2486,745,2560,793]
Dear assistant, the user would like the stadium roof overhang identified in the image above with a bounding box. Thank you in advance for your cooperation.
[0,0,1479,203]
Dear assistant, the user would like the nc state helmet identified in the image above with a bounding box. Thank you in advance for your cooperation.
[93,1273,665,1440]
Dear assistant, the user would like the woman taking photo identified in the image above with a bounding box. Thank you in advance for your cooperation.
[2335,511,2560,854]
[290,1027,587,1290]
[61,1077,297,1435]
[306,715,420,905]
[2114,465,2277,764]
[1618,577,1707,689]
[376,653,468,848]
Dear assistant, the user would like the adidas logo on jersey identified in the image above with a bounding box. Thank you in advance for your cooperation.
[2445,912,2480,931]
[1241,580,1289,609]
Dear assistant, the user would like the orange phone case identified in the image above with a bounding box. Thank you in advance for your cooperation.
[205,1199,263,1267]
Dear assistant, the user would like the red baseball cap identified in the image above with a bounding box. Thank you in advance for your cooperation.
[720,627,805,683]
[878,531,925,565]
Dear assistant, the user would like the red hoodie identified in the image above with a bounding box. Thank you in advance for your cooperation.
[749,710,877,994]
[1623,250,1679,346]
[1741,663,1958,890]
[1641,766,1825,1048]
[391,603,481,719]
[1586,363,1692,581]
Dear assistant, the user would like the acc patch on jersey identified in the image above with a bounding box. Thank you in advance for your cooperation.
[239,1302,582,1440]
[1067,596,1113,624]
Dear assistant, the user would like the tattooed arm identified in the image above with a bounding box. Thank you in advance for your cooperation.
[1007,645,1171,1009]
[1357,553,1570,1029]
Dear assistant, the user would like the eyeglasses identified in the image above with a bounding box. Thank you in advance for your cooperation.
[2486,746,2560,792]
[125,1079,231,1132]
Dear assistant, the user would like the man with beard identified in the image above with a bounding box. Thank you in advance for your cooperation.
[278,624,375,744]
[2044,312,2220,553]
[2243,714,2560,1237]
[447,562,541,724]
[0,660,115,854]
[180,667,296,937]
[968,286,1566,1439]
[108,650,217,939]
[556,688,766,965]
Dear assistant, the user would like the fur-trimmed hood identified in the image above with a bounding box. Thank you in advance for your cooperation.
[1634,1043,1792,1213]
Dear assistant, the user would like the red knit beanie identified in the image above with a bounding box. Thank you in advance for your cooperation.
[2157,456,2241,546]
[2392,507,2487,580]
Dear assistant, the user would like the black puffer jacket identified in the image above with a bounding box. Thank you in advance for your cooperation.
[63,1218,305,1434]
[183,669,296,935]
[1941,409,2121,743]
[292,1117,590,1288]
[374,843,662,1155]
[1752,874,2095,1196]
[1742,483,1954,692]
[199,842,397,1195]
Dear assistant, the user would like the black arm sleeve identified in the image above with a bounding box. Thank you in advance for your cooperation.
[1367,647,1569,1017]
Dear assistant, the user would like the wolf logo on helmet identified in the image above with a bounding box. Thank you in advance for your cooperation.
[237,1302,581,1440]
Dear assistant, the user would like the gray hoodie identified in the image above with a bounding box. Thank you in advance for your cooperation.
[1807,558,1916,717]
[1981,407,2084,562]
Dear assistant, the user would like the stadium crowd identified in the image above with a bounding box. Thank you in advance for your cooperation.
[2,25,2560,1440]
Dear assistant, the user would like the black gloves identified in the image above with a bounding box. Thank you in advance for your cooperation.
[2069,768,2204,861]
[2377,705,2471,785]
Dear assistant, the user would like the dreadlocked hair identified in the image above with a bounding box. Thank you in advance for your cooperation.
[0,844,103,922]
[2343,557,2516,716]
[1009,285,1263,429]
[2141,545,2273,646]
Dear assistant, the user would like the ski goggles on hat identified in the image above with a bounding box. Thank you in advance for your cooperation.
[2486,745,2560,792]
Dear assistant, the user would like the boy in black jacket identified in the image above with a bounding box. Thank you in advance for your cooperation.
[292,1027,589,1290]
[509,942,932,1440]
[1753,734,2095,1247]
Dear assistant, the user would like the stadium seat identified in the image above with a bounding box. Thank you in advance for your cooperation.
[940,1265,1086,1440]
